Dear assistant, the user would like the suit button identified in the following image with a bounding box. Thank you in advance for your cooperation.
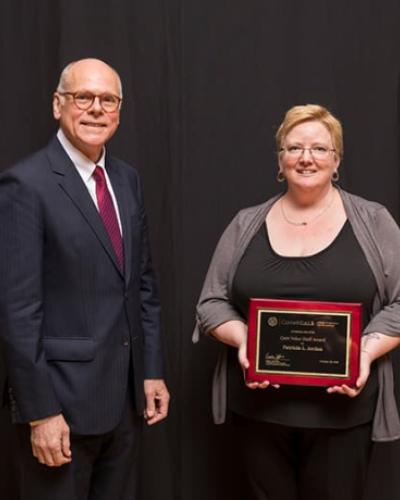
[124,293,129,301]
[123,337,129,347]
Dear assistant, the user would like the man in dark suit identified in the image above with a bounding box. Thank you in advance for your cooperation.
[0,58,169,500]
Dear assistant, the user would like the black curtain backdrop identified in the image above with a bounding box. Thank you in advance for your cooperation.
[1,1,400,499]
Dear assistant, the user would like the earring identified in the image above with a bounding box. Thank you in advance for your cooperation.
[277,171,286,183]
[332,170,339,182]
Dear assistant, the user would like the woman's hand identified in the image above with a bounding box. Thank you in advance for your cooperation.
[238,338,280,390]
[211,320,279,390]
[327,332,400,397]
[326,350,372,397]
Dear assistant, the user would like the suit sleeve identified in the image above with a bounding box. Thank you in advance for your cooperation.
[0,171,61,422]
[134,173,165,379]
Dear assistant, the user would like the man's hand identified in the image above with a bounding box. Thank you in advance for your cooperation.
[30,414,72,467]
[143,379,170,425]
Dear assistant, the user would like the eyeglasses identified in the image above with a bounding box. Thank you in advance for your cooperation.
[58,91,122,113]
[280,146,336,159]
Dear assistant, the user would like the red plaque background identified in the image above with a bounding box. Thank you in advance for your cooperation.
[245,298,362,387]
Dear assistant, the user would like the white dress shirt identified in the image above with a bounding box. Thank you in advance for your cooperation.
[57,129,123,234]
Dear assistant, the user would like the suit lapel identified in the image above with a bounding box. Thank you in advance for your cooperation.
[107,160,133,286]
[46,137,123,278]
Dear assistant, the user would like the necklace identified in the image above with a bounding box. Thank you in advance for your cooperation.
[280,189,335,226]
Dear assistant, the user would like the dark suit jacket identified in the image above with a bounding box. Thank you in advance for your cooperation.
[0,136,164,435]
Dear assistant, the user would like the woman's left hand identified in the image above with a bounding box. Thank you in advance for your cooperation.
[326,350,372,397]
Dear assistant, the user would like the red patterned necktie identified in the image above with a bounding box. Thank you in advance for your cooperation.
[93,166,124,270]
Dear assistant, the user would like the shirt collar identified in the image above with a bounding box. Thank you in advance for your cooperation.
[57,129,106,181]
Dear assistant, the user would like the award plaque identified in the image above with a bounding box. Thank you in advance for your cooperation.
[245,298,362,387]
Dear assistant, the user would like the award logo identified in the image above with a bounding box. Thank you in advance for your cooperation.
[267,316,278,327]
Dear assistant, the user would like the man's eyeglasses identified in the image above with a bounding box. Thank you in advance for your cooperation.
[280,146,336,159]
[58,91,122,113]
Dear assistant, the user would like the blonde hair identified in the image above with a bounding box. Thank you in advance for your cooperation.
[276,104,343,158]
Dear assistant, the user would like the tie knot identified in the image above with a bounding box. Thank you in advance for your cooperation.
[93,165,106,185]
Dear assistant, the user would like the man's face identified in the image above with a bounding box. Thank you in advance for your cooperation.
[53,60,121,162]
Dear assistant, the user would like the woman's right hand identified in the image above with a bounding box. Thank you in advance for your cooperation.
[211,320,279,390]
[244,343,280,392]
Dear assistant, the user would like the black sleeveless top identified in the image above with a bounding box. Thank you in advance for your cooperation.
[228,221,378,428]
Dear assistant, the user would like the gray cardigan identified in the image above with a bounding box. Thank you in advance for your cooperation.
[194,189,400,442]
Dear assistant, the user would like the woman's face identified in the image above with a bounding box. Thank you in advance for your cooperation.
[279,120,340,192]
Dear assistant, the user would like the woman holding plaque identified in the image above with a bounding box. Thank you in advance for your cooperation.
[193,104,400,500]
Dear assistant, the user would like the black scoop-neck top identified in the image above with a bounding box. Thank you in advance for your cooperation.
[228,221,378,429]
